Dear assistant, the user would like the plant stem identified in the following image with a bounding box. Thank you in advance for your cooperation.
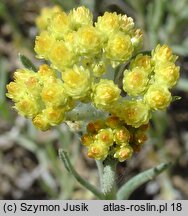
[95,160,103,189]
[101,157,117,199]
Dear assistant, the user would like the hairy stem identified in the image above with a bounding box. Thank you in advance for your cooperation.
[101,157,117,199]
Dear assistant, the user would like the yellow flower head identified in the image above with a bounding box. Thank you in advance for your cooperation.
[7,68,41,103]
[87,141,109,160]
[38,64,57,80]
[95,12,120,37]
[114,146,133,162]
[43,107,65,125]
[87,120,105,134]
[36,6,62,31]
[152,44,177,63]
[105,32,133,62]
[154,62,180,88]
[81,134,94,147]
[119,14,134,33]
[15,97,41,118]
[144,84,172,110]
[76,26,102,55]
[34,31,55,59]
[130,54,153,74]
[69,6,93,30]
[33,106,65,130]
[123,68,149,96]
[32,113,50,131]
[113,126,130,145]
[93,79,121,110]
[12,68,32,82]
[96,128,114,146]
[6,82,23,102]
[48,11,70,39]
[62,65,91,99]
[63,31,77,51]
[41,79,68,108]
[48,40,75,70]
[6,66,68,123]
[119,100,150,128]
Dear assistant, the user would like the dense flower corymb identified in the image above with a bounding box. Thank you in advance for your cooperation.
[6,6,180,162]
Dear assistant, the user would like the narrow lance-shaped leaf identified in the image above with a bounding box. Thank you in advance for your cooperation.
[117,162,171,200]
[59,149,105,199]
[19,54,37,72]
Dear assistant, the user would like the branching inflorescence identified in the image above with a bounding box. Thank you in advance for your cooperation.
[6,6,180,162]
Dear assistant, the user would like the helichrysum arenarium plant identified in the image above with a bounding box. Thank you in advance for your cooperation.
[6,6,180,199]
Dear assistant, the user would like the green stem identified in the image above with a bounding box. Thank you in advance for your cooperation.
[59,149,105,199]
[101,157,117,200]
[95,160,104,189]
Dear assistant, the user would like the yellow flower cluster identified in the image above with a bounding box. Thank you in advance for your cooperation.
[82,116,149,162]
[34,5,142,71]
[122,45,180,111]
[7,65,73,130]
[6,6,180,162]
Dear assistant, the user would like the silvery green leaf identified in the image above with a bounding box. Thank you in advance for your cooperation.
[117,162,171,200]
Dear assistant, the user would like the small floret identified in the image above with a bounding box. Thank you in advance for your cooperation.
[152,44,177,64]
[114,146,133,162]
[144,84,172,110]
[88,141,109,160]
[105,32,133,62]
[130,54,153,74]
[93,79,121,110]
[69,6,93,30]
[119,100,150,128]
[154,62,180,88]
[62,65,91,99]
[113,126,130,145]
[123,68,149,96]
